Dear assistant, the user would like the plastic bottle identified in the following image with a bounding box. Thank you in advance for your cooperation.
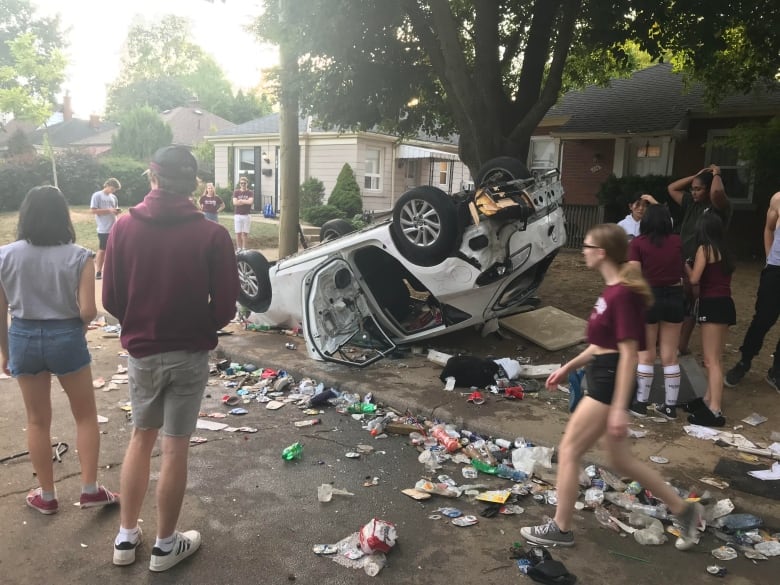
[408,432,425,446]
[431,425,460,452]
[471,459,498,475]
[282,442,303,460]
[367,414,393,437]
[363,554,386,577]
[495,464,527,482]
[628,503,668,520]
[347,402,378,414]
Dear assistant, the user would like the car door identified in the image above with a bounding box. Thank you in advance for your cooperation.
[301,257,397,367]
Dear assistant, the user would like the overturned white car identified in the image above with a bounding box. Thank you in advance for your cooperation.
[237,157,566,366]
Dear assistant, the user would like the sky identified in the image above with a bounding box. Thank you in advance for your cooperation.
[32,0,278,117]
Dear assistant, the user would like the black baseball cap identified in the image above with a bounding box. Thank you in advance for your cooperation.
[147,146,198,183]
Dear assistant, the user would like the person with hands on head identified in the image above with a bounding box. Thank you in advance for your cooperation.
[0,186,118,516]
[519,223,703,549]
[667,165,732,355]
[617,192,657,239]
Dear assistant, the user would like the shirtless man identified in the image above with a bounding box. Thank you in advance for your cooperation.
[724,191,780,391]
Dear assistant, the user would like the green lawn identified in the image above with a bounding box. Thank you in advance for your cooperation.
[0,205,280,249]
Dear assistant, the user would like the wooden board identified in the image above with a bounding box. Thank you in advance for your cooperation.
[499,306,587,351]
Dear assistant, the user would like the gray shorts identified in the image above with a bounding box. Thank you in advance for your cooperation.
[128,350,209,437]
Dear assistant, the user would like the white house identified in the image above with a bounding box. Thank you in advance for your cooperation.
[206,113,473,213]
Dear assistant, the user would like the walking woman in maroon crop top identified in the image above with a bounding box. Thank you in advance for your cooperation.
[684,213,735,427]
[521,224,702,549]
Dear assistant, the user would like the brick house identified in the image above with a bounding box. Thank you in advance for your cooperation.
[533,64,780,253]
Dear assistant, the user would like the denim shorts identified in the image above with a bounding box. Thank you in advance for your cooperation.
[128,350,209,436]
[8,318,90,377]
[204,212,219,222]
[584,353,620,406]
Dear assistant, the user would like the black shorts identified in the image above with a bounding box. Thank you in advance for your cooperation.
[585,353,620,406]
[696,296,736,325]
[647,286,684,324]
[97,232,109,250]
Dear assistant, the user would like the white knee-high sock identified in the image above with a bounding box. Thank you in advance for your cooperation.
[636,364,654,403]
[663,364,681,405]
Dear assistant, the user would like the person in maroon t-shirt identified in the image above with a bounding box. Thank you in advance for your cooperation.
[684,213,736,427]
[627,205,685,420]
[198,183,224,223]
[520,224,703,549]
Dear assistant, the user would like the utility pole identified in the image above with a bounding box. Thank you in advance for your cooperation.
[277,0,300,258]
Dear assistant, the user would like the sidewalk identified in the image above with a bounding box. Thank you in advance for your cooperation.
[217,324,780,527]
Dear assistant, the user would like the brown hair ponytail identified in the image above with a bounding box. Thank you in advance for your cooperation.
[589,223,653,307]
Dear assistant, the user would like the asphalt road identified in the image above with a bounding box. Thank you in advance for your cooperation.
[0,335,775,585]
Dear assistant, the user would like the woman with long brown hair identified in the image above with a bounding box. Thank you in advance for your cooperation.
[520,224,702,548]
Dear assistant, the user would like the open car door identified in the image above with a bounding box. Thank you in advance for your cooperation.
[302,258,397,367]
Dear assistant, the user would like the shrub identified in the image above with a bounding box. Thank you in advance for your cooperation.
[216,186,234,212]
[56,150,104,205]
[327,163,362,218]
[98,156,150,205]
[596,174,675,223]
[300,177,325,214]
[302,204,345,226]
[0,154,51,211]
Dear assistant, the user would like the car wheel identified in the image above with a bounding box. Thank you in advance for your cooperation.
[475,156,531,186]
[391,186,458,267]
[319,219,355,243]
[236,251,272,312]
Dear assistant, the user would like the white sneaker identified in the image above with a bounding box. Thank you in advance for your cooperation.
[149,530,201,572]
[113,528,143,566]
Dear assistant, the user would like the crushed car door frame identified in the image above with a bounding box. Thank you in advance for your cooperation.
[301,257,397,367]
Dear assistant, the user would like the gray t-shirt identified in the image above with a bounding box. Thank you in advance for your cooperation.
[90,190,118,234]
[0,241,93,320]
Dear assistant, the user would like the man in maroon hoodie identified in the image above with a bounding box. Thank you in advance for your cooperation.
[103,146,239,572]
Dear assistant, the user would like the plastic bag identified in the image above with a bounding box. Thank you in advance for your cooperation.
[359,518,398,554]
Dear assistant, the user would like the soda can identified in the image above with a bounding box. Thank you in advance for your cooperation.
[625,481,642,495]
[285,342,296,350]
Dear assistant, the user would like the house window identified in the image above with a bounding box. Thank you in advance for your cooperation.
[437,162,449,186]
[364,148,381,190]
[705,130,753,202]
[405,159,418,180]
[237,148,256,189]
[529,137,558,172]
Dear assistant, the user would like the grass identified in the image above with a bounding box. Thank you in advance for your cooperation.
[0,205,281,249]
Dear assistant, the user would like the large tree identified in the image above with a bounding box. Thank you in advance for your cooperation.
[111,105,173,161]
[251,0,780,174]
[107,14,272,124]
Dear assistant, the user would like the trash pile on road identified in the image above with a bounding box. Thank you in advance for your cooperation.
[183,359,780,579]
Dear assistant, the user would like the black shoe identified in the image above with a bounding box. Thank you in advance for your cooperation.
[767,368,779,392]
[724,361,749,387]
[687,408,725,428]
[655,404,677,420]
[682,397,706,414]
[629,401,648,417]
[95,271,102,280]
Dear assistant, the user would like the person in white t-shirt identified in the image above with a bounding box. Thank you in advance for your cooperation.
[617,192,657,239]
[89,178,122,279]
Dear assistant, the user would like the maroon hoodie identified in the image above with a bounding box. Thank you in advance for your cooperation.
[103,189,239,358]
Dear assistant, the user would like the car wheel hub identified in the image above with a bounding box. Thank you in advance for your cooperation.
[399,199,441,247]
[237,260,259,297]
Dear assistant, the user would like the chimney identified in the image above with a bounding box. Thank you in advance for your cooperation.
[63,92,73,121]
[89,114,100,129]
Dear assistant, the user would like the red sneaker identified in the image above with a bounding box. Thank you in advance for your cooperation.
[80,485,119,509]
[26,487,59,515]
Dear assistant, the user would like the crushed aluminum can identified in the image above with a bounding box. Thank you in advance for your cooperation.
[436,507,463,518]
[544,490,558,505]
[285,342,296,350]
[711,546,738,561]
[345,452,361,459]
[706,565,727,577]
[312,544,338,555]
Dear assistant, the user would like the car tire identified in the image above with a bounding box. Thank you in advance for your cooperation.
[319,219,355,243]
[391,186,458,267]
[475,156,531,186]
[237,250,272,313]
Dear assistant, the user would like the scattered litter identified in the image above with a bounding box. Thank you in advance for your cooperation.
[742,412,769,427]
[401,488,431,500]
[190,437,208,445]
[266,400,285,410]
[317,484,355,502]
[294,418,320,427]
[282,442,303,461]
[451,515,479,527]
[96,415,108,424]
[476,489,511,504]
[649,456,669,464]
[709,499,735,520]
[627,428,648,438]
[706,565,728,577]
[345,452,361,459]
[754,540,780,557]
[103,382,120,392]
[92,377,105,389]
[747,461,780,480]
[196,419,228,431]
[699,477,729,490]
[228,408,248,415]
[312,544,338,555]
[443,376,456,391]
[711,546,738,561]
